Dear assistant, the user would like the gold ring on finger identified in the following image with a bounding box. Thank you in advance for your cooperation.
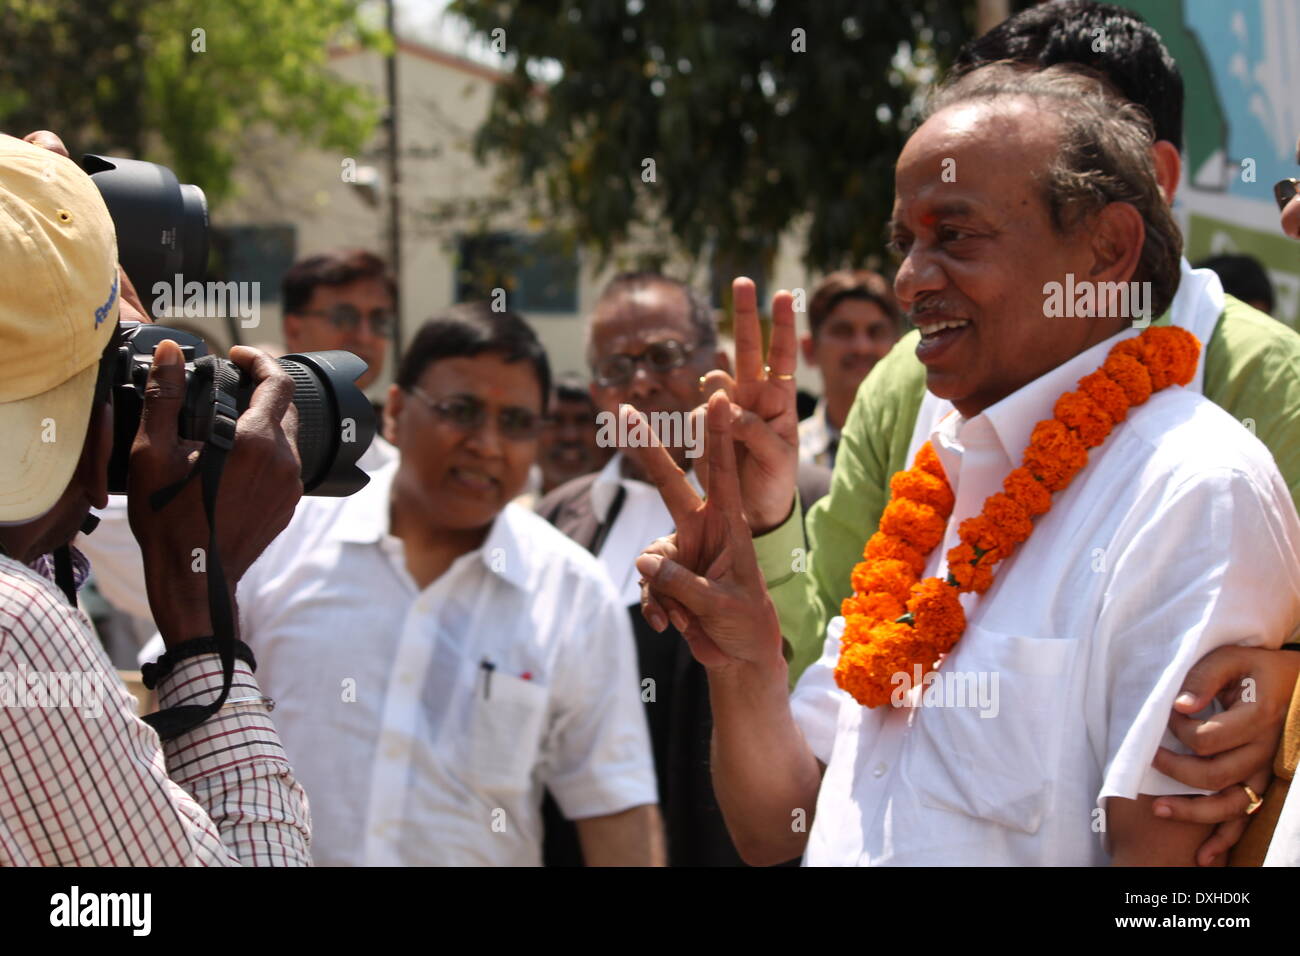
[1242,783,1264,816]
[764,364,795,381]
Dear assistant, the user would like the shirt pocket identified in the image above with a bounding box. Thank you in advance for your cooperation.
[464,670,550,795]
[900,624,1079,835]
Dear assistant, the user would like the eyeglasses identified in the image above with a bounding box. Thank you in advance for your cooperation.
[296,304,395,337]
[593,339,696,387]
[1274,178,1299,213]
[407,387,546,442]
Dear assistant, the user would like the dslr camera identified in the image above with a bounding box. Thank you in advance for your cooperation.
[83,154,375,495]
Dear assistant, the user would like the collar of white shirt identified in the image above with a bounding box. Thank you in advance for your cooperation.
[929,324,1145,483]
[325,459,533,592]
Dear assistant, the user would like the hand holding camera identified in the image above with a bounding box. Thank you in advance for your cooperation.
[127,338,303,646]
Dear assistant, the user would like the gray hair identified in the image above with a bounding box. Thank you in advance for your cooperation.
[925,62,1183,319]
[585,272,716,365]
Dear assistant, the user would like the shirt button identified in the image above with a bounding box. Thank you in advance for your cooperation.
[872,762,888,778]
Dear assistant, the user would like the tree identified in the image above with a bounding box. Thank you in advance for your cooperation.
[0,0,385,205]
[446,0,974,276]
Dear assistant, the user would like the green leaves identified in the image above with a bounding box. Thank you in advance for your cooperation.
[448,0,973,274]
[0,0,382,205]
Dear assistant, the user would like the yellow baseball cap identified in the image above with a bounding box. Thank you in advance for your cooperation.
[0,134,120,523]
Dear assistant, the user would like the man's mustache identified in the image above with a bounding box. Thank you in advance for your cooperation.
[908,297,969,321]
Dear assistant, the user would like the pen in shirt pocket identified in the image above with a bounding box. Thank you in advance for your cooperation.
[480,658,496,700]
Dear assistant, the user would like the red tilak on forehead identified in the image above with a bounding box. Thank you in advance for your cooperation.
[918,211,938,228]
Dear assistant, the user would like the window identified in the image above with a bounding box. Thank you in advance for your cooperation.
[455,232,579,313]
[208,225,296,303]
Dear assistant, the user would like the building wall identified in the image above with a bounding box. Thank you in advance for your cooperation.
[216,41,825,399]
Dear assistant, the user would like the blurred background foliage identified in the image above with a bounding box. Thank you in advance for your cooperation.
[447,0,975,277]
[0,0,385,205]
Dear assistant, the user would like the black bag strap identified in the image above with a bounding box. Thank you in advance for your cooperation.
[587,484,627,557]
[140,355,243,741]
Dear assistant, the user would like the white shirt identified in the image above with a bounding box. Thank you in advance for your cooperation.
[235,460,657,866]
[357,433,398,472]
[591,452,703,606]
[792,326,1300,866]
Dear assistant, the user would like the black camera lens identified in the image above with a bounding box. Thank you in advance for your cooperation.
[262,350,375,495]
[105,324,376,497]
[82,154,209,307]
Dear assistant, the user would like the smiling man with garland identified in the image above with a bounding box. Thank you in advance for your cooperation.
[628,64,1300,866]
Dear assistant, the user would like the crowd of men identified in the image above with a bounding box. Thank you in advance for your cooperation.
[3,0,1300,867]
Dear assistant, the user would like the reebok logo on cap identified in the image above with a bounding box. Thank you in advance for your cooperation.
[94,272,119,329]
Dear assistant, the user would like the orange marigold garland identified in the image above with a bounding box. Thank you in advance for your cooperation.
[834,326,1200,707]
[863,531,927,577]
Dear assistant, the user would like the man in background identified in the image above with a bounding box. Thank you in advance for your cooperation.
[281,249,394,391]
[538,272,828,865]
[234,304,662,866]
[1195,254,1276,317]
[280,248,398,470]
[537,373,613,497]
[798,270,902,469]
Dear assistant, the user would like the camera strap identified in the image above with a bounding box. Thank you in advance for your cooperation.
[140,356,242,741]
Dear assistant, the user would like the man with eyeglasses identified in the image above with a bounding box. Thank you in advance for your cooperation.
[220,303,663,866]
[537,272,829,866]
[281,249,395,392]
[281,248,398,472]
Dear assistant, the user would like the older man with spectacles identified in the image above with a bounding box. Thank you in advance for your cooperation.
[536,273,829,866]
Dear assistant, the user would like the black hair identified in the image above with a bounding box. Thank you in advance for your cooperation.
[281,248,394,315]
[552,371,592,405]
[396,303,551,411]
[953,0,1184,152]
[1194,254,1275,313]
[808,270,900,339]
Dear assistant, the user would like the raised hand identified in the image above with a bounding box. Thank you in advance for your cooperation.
[624,394,784,674]
[701,277,801,534]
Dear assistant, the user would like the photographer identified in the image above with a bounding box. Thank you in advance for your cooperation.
[0,133,311,865]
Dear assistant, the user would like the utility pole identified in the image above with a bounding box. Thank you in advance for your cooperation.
[384,0,404,360]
